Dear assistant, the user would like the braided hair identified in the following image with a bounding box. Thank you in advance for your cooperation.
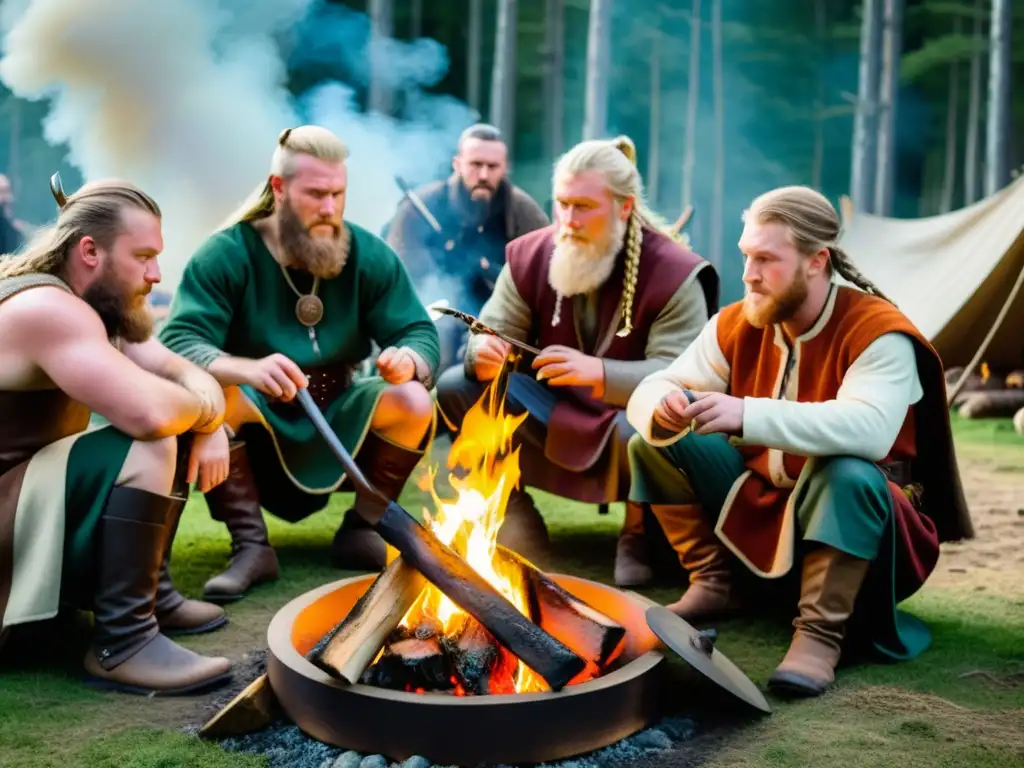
[746,185,893,304]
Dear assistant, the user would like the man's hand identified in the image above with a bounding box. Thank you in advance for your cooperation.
[472,336,511,382]
[532,345,605,396]
[187,426,230,492]
[653,390,693,434]
[174,367,226,434]
[377,346,417,385]
[679,391,745,436]
[242,353,309,401]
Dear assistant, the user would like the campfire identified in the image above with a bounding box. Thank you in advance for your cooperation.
[307,380,626,697]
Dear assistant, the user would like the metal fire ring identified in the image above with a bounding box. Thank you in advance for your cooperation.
[267,573,667,766]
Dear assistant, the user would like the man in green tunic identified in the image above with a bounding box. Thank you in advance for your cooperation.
[0,178,233,695]
[160,126,441,601]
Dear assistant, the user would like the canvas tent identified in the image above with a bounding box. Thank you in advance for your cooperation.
[837,174,1024,373]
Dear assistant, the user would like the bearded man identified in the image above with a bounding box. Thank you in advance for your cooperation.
[386,123,549,369]
[626,185,974,698]
[435,136,718,581]
[0,178,232,695]
[160,126,440,601]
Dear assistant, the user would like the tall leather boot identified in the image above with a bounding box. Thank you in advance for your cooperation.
[83,486,233,695]
[651,504,738,621]
[614,502,654,587]
[201,442,280,603]
[154,496,228,636]
[768,546,870,697]
[330,431,425,571]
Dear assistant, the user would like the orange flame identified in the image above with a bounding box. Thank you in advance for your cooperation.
[395,381,548,694]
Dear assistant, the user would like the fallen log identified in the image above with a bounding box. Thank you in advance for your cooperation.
[308,558,426,684]
[495,546,627,682]
[958,389,1024,419]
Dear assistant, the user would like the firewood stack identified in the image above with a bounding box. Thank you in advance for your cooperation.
[947,365,1024,422]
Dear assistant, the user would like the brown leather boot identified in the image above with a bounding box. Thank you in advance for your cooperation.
[768,546,871,697]
[614,502,654,587]
[496,487,550,562]
[201,442,280,603]
[650,504,738,621]
[331,431,424,571]
[83,486,232,695]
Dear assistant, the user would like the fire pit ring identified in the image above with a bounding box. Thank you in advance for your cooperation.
[267,572,668,766]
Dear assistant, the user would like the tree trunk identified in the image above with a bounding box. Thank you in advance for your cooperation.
[709,0,724,269]
[490,0,518,150]
[367,0,394,116]
[939,15,962,213]
[410,0,422,38]
[647,28,662,206]
[583,0,612,140]
[850,0,881,212]
[811,0,828,189]
[964,0,984,205]
[681,0,702,211]
[873,0,904,216]
[467,0,483,111]
[984,0,1011,196]
[543,0,565,161]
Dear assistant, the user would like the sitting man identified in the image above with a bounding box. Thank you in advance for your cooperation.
[0,178,232,695]
[435,135,718,580]
[160,125,440,600]
[626,185,973,697]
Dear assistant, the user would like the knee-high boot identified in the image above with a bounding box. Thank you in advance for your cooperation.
[650,504,739,621]
[614,502,654,587]
[330,431,425,571]
[768,545,870,697]
[201,442,279,603]
[83,486,233,695]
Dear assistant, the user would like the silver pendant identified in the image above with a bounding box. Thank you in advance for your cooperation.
[296,294,324,327]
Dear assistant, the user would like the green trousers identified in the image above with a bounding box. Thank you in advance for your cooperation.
[628,431,932,661]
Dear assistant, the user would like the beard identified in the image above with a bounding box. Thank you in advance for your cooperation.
[742,271,809,328]
[81,266,154,344]
[548,215,628,298]
[278,194,349,280]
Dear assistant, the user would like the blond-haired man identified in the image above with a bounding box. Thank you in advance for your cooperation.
[160,126,440,597]
[626,185,973,697]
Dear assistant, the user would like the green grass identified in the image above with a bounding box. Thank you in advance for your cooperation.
[1,418,1022,767]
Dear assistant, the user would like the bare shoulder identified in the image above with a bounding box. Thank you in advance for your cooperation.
[0,285,106,343]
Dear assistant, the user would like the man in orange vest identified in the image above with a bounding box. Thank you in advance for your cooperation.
[625,185,973,697]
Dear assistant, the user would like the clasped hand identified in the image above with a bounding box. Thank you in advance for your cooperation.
[376,346,417,385]
[533,345,604,395]
[654,390,744,437]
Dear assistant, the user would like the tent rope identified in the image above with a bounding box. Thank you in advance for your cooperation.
[946,253,1024,407]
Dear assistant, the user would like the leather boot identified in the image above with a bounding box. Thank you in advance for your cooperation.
[330,431,424,571]
[614,502,654,587]
[83,486,232,695]
[496,487,550,561]
[201,442,279,603]
[651,504,738,621]
[768,546,870,697]
[154,497,227,636]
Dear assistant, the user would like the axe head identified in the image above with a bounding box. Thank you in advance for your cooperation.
[49,172,67,209]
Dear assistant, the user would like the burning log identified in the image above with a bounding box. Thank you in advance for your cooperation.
[443,618,518,695]
[361,624,454,693]
[496,546,626,682]
[958,389,1024,419]
[308,558,426,684]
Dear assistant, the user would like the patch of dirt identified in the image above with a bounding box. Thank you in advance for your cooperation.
[925,450,1024,598]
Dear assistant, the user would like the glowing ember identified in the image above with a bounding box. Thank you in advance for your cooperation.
[387,381,548,694]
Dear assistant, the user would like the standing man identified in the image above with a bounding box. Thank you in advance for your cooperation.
[626,185,973,697]
[435,136,718,582]
[387,123,550,368]
[0,178,232,695]
[160,126,440,602]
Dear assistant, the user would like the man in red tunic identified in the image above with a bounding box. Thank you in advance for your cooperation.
[435,136,718,583]
[626,185,973,697]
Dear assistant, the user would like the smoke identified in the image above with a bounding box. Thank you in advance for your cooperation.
[0,0,478,291]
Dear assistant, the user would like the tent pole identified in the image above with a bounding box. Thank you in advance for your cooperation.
[947,252,1024,406]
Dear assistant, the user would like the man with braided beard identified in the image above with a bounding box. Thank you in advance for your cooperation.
[160,126,440,599]
[435,136,719,581]
[626,185,973,697]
